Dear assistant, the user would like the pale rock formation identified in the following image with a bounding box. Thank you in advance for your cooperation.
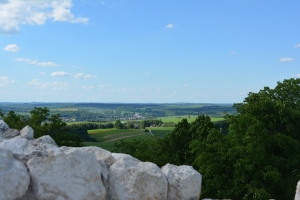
[111,152,140,162]
[109,158,168,200]
[295,181,300,200]
[0,120,203,200]
[0,120,9,134]
[162,163,202,200]
[1,128,20,138]
[27,149,106,200]
[20,125,34,139]
[0,148,30,200]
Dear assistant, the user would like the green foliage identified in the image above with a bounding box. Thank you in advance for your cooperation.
[1,107,83,147]
[114,119,123,129]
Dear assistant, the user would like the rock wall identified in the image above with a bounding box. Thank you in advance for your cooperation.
[0,120,202,200]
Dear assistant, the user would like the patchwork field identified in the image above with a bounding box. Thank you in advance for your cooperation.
[85,128,155,151]
[159,115,224,123]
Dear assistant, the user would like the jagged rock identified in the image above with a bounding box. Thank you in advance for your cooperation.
[0,148,30,200]
[0,135,61,156]
[0,120,9,134]
[0,121,203,200]
[1,128,20,138]
[295,181,300,200]
[162,163,202,200]
[27,149,106,200]
[20,125,34,139]
[111,152,140,162]
[109,158,168,200]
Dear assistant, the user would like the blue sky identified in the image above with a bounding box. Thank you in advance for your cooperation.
[1,0,299,103]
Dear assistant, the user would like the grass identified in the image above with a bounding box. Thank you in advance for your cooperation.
[159,115,224,123]
[85,128,153,151]
[147,127,174,137]
[84,116,225,151]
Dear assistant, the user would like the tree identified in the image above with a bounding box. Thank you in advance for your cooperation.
[0,107,83,147]
[114,119,123,129]
[224,78,300,199]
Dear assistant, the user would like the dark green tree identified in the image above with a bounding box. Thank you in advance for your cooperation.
[114,119,123,129]
[224,78,300,199]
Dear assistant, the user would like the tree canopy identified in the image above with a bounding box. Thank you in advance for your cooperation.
[113,78,300,199]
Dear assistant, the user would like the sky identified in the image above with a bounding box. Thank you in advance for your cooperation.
[1,0,299,103]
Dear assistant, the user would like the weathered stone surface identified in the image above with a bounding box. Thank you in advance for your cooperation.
[27,149,106,200]
[0,135,61,156]
[109,158,168,200]
[0,120,9,134]
[295,181,300,200]
[162,163,202,200]
[111,152,140,162]
[0,121,203,200]
[0,148,30,200]
[1,128,20,138]
[20,125,34,139]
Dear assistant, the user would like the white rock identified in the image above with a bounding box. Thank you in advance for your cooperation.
[1,129,20,138]
[161,163,202,200]
[109,158,168,200]
[0,136,61,156]
[20,125,34,140]
[111,152,140,162]
[295,181,300,200]
[61,146,116,165]
[27,149,106,200]
[0,120,9,134]
[36,135,57,146]
[0,148,30,200]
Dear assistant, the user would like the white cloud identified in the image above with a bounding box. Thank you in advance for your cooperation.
[294,44,300,48]
[39,72,46,75]
[17,57,60,66]
[279,58,294,62]
[28,79,71,90]
[4,44,20,52]
[82,86,94,90]
[0,76,15,87]
[145,71,149,74]
[0,0,88,34]
[184,84,188,87]
[51,71,71,76]
[165,24,174,29]
[230,52,236,55]
[173,90,178,94]
[74,73,97,79]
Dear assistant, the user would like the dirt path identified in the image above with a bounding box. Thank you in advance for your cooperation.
[101,133,146,143]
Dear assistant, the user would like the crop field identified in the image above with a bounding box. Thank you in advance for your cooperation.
[147,127,174,137]
[159,115,224,123]
[85,128,154,151]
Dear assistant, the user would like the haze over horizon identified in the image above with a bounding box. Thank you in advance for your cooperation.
[1,0,299,103]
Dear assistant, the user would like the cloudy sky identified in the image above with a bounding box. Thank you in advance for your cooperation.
[1,0,299,103]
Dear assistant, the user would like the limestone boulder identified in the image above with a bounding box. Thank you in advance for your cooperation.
[0,148,30,200]
[0,120,9,134]
[111,152,140,162]
[162,163,202,200]
[295,181,300,200]
[27,149,106,200]
[0,135,61,157]
[109,158,168,200]
[1,129,20,138]
[20,125,34,140]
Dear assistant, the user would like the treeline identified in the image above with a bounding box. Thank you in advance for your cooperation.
[113,78,300,200]
[0,107,114,146]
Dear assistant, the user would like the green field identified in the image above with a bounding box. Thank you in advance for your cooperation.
[159,115,224,123]
[147,127,174,137]
[85,128,154,151]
